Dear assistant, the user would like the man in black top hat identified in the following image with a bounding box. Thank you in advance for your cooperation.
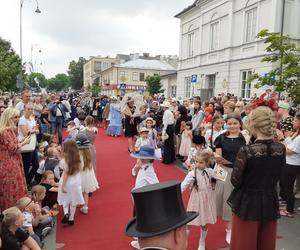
[125,181,198,250]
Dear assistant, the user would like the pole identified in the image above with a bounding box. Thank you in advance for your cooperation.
[20,0,23,61]
[279,0,286,100]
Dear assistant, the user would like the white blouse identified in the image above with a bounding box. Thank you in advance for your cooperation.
[162,109,174,128]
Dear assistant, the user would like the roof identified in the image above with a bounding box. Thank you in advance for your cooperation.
[174,1,197,18]
[118,59,176,71]
[160,71,177,78]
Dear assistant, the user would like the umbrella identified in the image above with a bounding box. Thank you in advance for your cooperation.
[121,92,145,116]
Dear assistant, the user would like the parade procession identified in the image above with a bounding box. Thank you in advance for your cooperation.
[0,1,300,250]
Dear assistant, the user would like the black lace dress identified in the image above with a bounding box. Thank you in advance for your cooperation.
[227,139,286,221]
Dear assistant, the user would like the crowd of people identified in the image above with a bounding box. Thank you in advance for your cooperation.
[0,88,299,250]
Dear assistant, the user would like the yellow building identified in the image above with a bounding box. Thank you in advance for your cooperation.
[83,56,119,88]
[101,59,176,96]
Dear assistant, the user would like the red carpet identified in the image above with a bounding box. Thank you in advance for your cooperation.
[56,128,228,250]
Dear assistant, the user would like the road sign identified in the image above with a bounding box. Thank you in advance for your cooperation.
[191,74,197,83]
[120,83,127,90]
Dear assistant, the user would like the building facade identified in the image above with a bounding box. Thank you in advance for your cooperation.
[175,0,300,100]
[83,56,119,88]
[100,59,176,96]
[160,72,178,97]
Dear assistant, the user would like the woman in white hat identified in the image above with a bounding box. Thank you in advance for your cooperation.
[161,101,175,164]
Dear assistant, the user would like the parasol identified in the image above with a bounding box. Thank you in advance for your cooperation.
[120,92,145,116]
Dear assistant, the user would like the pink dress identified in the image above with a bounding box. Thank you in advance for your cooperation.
[181,168,217,226]
[179,129,192,157]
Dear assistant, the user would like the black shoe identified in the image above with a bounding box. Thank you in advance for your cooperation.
[61,214,69,224]
[68,220,74,226]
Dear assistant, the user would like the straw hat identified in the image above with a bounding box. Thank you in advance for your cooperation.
[160,101,171,108]
[143,117,156,126]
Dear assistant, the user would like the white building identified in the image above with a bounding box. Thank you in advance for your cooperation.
[175,0,300,100]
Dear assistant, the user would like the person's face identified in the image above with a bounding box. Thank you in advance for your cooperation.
[146,121,153,128]
[141,132,149,139]
[15,214,24,228]
[38,146,45,153]
[227,118,241,134]
[214,118,224,130]
[12,113,20,125]
[195,157,206,170]
[25,105,33,116]
[208,103,214,109]
[194,102,200,110]
[37,191,46,201]
[46,174,55,185]
[23,92,32,103]
[293,117,300,130]
[223,105,232,114]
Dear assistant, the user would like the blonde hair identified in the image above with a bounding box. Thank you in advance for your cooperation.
[80,148,93,171]
[85,115,94,126]
[247,106,276,137]
[16,197,32,211]
[224,101,235,111]
[0,108,19,134]
[0,207,22,233]
[41,170,55,181]
[195,151,211,165]
[31,185,46,201]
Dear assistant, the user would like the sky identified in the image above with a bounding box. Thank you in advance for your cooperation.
[0,0,193,78]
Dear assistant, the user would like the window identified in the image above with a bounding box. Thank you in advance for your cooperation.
[139,72,145,81]
[210,22,219,51]
[170,86,177,97]
[94,62,101,71]
[188,32,195,57]
[245,8,257,43]
[241,70,252,98]
[132,72,138,81]
[184,77,191,98]
[120,71,125,77]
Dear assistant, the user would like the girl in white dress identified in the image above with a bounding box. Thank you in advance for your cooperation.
[57,139,84,225]
[75,133,99,215]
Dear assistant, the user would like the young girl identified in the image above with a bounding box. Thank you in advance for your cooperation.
[181,151,217,250]
[57,139,84,225]
[40,171,59,211]
[179,121,193,160]
[75,133,99,215]
[131,128,150,177]
[183,135,206,170]
[204,114,225,149]
[144,117,157,149]
[0,207,41,250]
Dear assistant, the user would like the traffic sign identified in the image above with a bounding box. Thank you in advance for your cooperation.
[120,83,127,90]
[191,74,197,83]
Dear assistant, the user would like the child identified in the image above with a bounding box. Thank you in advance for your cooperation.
[181,151,217,250]
[75,133,99,214]
[15,197,42,247]
[184,135,206,170]
[57,139,84,225]
[130,145,161,249]
[204,114,225,149]
[44,147,61,180]
[36,143,46,183]
[144,117,158,149]
[179,121,193,160]
[40,171,59,211]
[66,121,78,138]
[131,127,150,176]
[40,106,50,135]
[0,207,41,250]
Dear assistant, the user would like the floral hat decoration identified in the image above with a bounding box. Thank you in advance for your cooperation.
[251,90,279,112]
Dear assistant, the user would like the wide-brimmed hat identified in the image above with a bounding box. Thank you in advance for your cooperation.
[75,133,91,149]
[125,181,198,238]
[143,117,156,126]
[139,127,149,134]
[160,101,171,108]
[131,145,160,160]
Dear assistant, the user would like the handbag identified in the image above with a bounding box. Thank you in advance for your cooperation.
[20,134,37,153]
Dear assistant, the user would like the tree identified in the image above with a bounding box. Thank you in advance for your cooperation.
[0,36,23,90]
[67,57,87,90]
[145,75,164,96]
[87,84,102,97]
[249,29,300,104]
[27,72,47,89]
[47,73,70,91]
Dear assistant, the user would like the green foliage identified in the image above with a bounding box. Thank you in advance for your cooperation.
[68,57,87,90]
[249,29,300,104]
[47,73,70,91]
[0,37,23,90]
[87,84,102,97]
[27,72,47,88]
[145,75,164,96]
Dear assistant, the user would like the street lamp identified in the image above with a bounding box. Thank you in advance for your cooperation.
[20,0,41,61]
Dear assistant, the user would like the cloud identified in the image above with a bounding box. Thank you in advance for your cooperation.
[0,0,193,77]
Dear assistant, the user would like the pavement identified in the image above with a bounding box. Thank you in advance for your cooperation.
[43,159,300,250]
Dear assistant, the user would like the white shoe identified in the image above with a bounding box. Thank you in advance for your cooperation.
[131,168,137,176]
[80,206,88,214]
[130,240,140,249]
[198,242,205,250]
[226,229,231,244]
[198,229,207,250]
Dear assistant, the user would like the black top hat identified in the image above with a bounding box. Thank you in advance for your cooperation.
[125,181,198,238]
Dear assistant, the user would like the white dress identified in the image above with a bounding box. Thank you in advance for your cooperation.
[81,165,99,193]
[57,159,84,206]
[134,163,159,190]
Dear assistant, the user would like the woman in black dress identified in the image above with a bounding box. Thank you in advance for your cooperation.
[122,97,138,153]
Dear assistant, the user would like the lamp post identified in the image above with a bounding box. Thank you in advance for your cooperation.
[20,0,41,61]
